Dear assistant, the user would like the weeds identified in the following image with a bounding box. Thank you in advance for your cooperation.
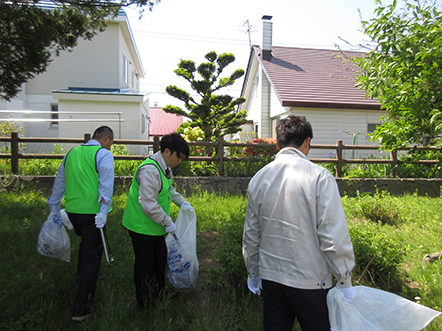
[0,190,441,330]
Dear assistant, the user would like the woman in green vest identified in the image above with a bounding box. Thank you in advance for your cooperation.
[122,133,193,309]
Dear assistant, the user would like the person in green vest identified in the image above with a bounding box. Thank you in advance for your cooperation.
[47,126,114,322]
[122,132,193,309]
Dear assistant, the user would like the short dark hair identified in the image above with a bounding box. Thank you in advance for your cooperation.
[160,133,190,160]
[92,126,114,141]
[276,116,313,149]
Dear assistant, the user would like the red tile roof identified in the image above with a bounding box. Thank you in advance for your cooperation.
[248,46,381,110]
[149,107,183,136]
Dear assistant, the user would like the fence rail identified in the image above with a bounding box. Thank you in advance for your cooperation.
[0,132,440,177]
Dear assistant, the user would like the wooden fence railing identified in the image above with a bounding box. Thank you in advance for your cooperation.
[0,132,440,177]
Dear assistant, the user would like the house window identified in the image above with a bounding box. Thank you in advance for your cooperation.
[123,54,129,85]
[367,123,380,133]
[254,123,259,134]
[51,104,58,127]
[142,114,146,133]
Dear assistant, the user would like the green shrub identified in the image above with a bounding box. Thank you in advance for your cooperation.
[353,190,403,225]
[224,156,273,177]
[19,159,61,175]
[243,138,277,158]
[349,221,405,291]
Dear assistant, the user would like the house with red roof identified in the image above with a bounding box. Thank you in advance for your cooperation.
[239,16,386,158]
[148,106,183,138]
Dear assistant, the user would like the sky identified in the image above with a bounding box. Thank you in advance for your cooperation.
[123,0,396,108]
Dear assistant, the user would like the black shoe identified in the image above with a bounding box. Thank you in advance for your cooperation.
[72,306,95,322]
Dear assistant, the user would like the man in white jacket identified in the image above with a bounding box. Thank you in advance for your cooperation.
[243,116,356,331]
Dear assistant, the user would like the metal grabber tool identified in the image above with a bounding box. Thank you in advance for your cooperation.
[173,233,181,247]
[100,227,114,265]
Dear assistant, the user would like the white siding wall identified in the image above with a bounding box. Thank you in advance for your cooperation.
[119,28,139,90]
[246,68,261,134]
[260,74,271,138]
[56,98,147,153]
[287,108,385,158]
[26,23,121,94]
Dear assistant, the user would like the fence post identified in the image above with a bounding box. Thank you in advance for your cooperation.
[84,133,91,143]
[391,150,397,178]
[11,132,19,174]
[153,136,160,153]
[336,140,343,178]
[217,136,224,176]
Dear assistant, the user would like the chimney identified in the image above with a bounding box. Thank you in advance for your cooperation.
[262,15,273,60]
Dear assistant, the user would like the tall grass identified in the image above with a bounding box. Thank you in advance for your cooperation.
[0,189,441,330]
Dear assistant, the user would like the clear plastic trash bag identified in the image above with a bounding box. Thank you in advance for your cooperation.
[37,209,73,262]
[327,285,441,331]
[165,207,198,289]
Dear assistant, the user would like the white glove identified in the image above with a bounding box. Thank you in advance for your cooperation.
[247,276,262,295]
[336,283,356,302]
[166,221,177,234]
[48,203,61,214]
[95,212,107,228]
[181,201,194,212]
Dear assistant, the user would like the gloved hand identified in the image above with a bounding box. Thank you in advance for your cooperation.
[247,276,262,295]
[181,201,194,212]
[336,283,356,302]
[166,221,177,234]
[95,212,107,229]
[48,203,61,214]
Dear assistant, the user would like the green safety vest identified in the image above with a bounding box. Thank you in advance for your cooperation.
[64,145,102,214]
[122,157,172,236]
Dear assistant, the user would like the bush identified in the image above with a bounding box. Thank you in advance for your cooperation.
[224,156,273,177]
[243,137,277,158]
[111,144,142,176]
[353,190,404,225]
[349,221,405,291]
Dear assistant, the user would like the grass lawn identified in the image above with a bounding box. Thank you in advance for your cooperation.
[0,189,441,330]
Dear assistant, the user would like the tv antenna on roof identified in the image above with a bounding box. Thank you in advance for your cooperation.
[238,20,257,49]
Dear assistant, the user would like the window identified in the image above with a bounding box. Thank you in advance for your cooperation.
[367,123,380,133]
[142,114,146,133]
[51,104,58,127]
[123,54,129,85]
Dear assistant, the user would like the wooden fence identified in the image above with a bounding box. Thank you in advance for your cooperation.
[0,132,440,177]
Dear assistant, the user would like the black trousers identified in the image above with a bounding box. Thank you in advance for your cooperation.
[68,213,103,316]
[128,230,167,308]
[262,279,331,331]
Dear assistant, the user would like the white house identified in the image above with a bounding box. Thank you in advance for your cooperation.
[0,8,149,154]
[238,16,386,158]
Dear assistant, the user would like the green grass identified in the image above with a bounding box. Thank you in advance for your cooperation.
[0,189,441,330]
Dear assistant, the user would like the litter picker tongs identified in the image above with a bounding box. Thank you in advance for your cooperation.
[173,233,181,247]
[100,227,114,265]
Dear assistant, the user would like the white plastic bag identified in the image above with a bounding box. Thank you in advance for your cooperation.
[327,285,441,331]
[165,207,198,289]
[37,209,72,262]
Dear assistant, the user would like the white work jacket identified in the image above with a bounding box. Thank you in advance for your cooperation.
[243,147,355,290]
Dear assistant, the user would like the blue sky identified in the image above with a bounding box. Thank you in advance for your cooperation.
[124,0,397,108]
